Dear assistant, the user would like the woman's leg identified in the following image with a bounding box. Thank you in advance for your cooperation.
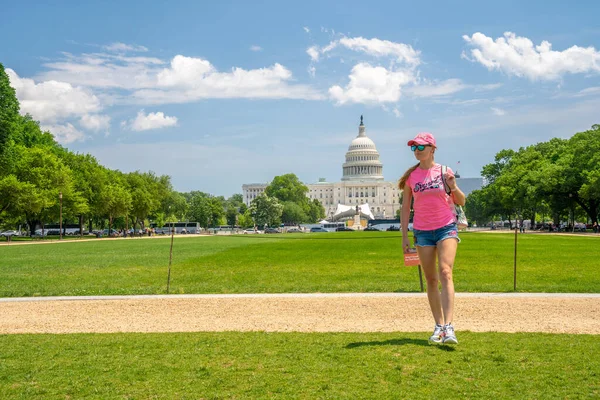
[436,238,458,323]
[416,245,443,325]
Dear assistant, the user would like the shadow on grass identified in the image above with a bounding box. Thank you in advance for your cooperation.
[345,338,428,348]
[345,338,457,352]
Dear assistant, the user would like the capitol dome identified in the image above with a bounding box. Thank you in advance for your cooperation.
[348,135,377,150]
[341,116,384,181]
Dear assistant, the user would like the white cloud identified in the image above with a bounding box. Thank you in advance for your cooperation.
[103,42,148,52]
[6,68,102,123]
[80,114,111,132]
[405,79,467,97]
[474,83,503,92]
[308,36,421,66]
[462,32,600,80]
[393,108,403,118]
[303,27,310,33]
[39,52,164,89]
[338,37,421,65]
[307,36,424,105]
[328,63,415,105]
[576,86,600,97]
[491,107,506,116]
[250,45,263,52]
[308,65,316,77]
[137,55,323,103]
[156,56,215,87]
[124,110,178,131]
[42,123,85,144]
[307,46,320,62]
[35,51,323,103]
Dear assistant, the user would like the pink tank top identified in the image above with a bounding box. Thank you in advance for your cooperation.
[408,163,456,231]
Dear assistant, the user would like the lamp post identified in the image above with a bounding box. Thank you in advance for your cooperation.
[59,192,63,240]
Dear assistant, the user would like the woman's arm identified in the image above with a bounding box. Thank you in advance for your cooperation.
[450,187,466,206]
[444,171,466,206]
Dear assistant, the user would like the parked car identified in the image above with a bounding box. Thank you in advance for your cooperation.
[335,226,354,232]
[386,224,412,231]
[286,227,302,233]
[364,226,380,231]
[264,227,280,234]
[0,230,20,237]
[310,227,328,233]
[244,228,259,234]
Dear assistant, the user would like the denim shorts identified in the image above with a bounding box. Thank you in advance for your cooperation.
[413,223,460,247]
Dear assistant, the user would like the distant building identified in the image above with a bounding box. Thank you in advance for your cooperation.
[243,117,482,219]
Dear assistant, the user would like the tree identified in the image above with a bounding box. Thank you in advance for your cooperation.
[163,191,188,224]
[237,209,254,228]
[225,207,238,227]
[562,127,600,224]
[101,182,132,234]
[126,172,162,231]
[0,175,35,221]
[249,193,283,227]
[464,189,491,226]
[208,196,225,227]
[307,199,326,223]
[187,191,210,227]
[476,125,600,227]
[265,174,309,204]
[9,145,75,235]
[281,201,306,225]
[0,63,20,156]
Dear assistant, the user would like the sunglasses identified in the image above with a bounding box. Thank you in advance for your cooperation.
[411,144,431,151]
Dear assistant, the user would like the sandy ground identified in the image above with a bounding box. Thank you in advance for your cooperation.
[1,294,598,335]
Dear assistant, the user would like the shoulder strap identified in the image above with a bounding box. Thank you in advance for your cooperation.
[441,165,451,195]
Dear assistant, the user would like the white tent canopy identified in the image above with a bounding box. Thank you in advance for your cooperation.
[332,203,375,221]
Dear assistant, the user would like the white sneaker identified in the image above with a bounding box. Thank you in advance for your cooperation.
[442,323,458,344]
[429,324,444,344]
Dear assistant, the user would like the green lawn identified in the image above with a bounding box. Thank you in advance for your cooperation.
[0,332,597,399]
[1,232,599,296]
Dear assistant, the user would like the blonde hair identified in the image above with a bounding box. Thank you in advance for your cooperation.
[398,163,420,190]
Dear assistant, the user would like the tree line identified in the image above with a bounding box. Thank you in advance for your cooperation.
[465,124,600,228]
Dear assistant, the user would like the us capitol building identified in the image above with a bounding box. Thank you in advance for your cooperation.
[242,116,482,220]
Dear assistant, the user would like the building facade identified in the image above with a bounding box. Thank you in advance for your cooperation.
[242,117,482,219]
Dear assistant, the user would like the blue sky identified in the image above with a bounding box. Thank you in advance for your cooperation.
[3,0,600,197]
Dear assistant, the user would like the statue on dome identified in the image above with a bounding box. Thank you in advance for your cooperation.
[360,115,363,125]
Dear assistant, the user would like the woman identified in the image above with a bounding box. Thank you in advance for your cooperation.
[399,132,466,344]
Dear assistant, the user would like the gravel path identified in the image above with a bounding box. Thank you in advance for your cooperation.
[1,293,598,334]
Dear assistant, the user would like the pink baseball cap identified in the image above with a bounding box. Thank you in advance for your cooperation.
[407,132,436,147]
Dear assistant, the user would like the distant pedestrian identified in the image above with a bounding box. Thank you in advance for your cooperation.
[399,132,465,345]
